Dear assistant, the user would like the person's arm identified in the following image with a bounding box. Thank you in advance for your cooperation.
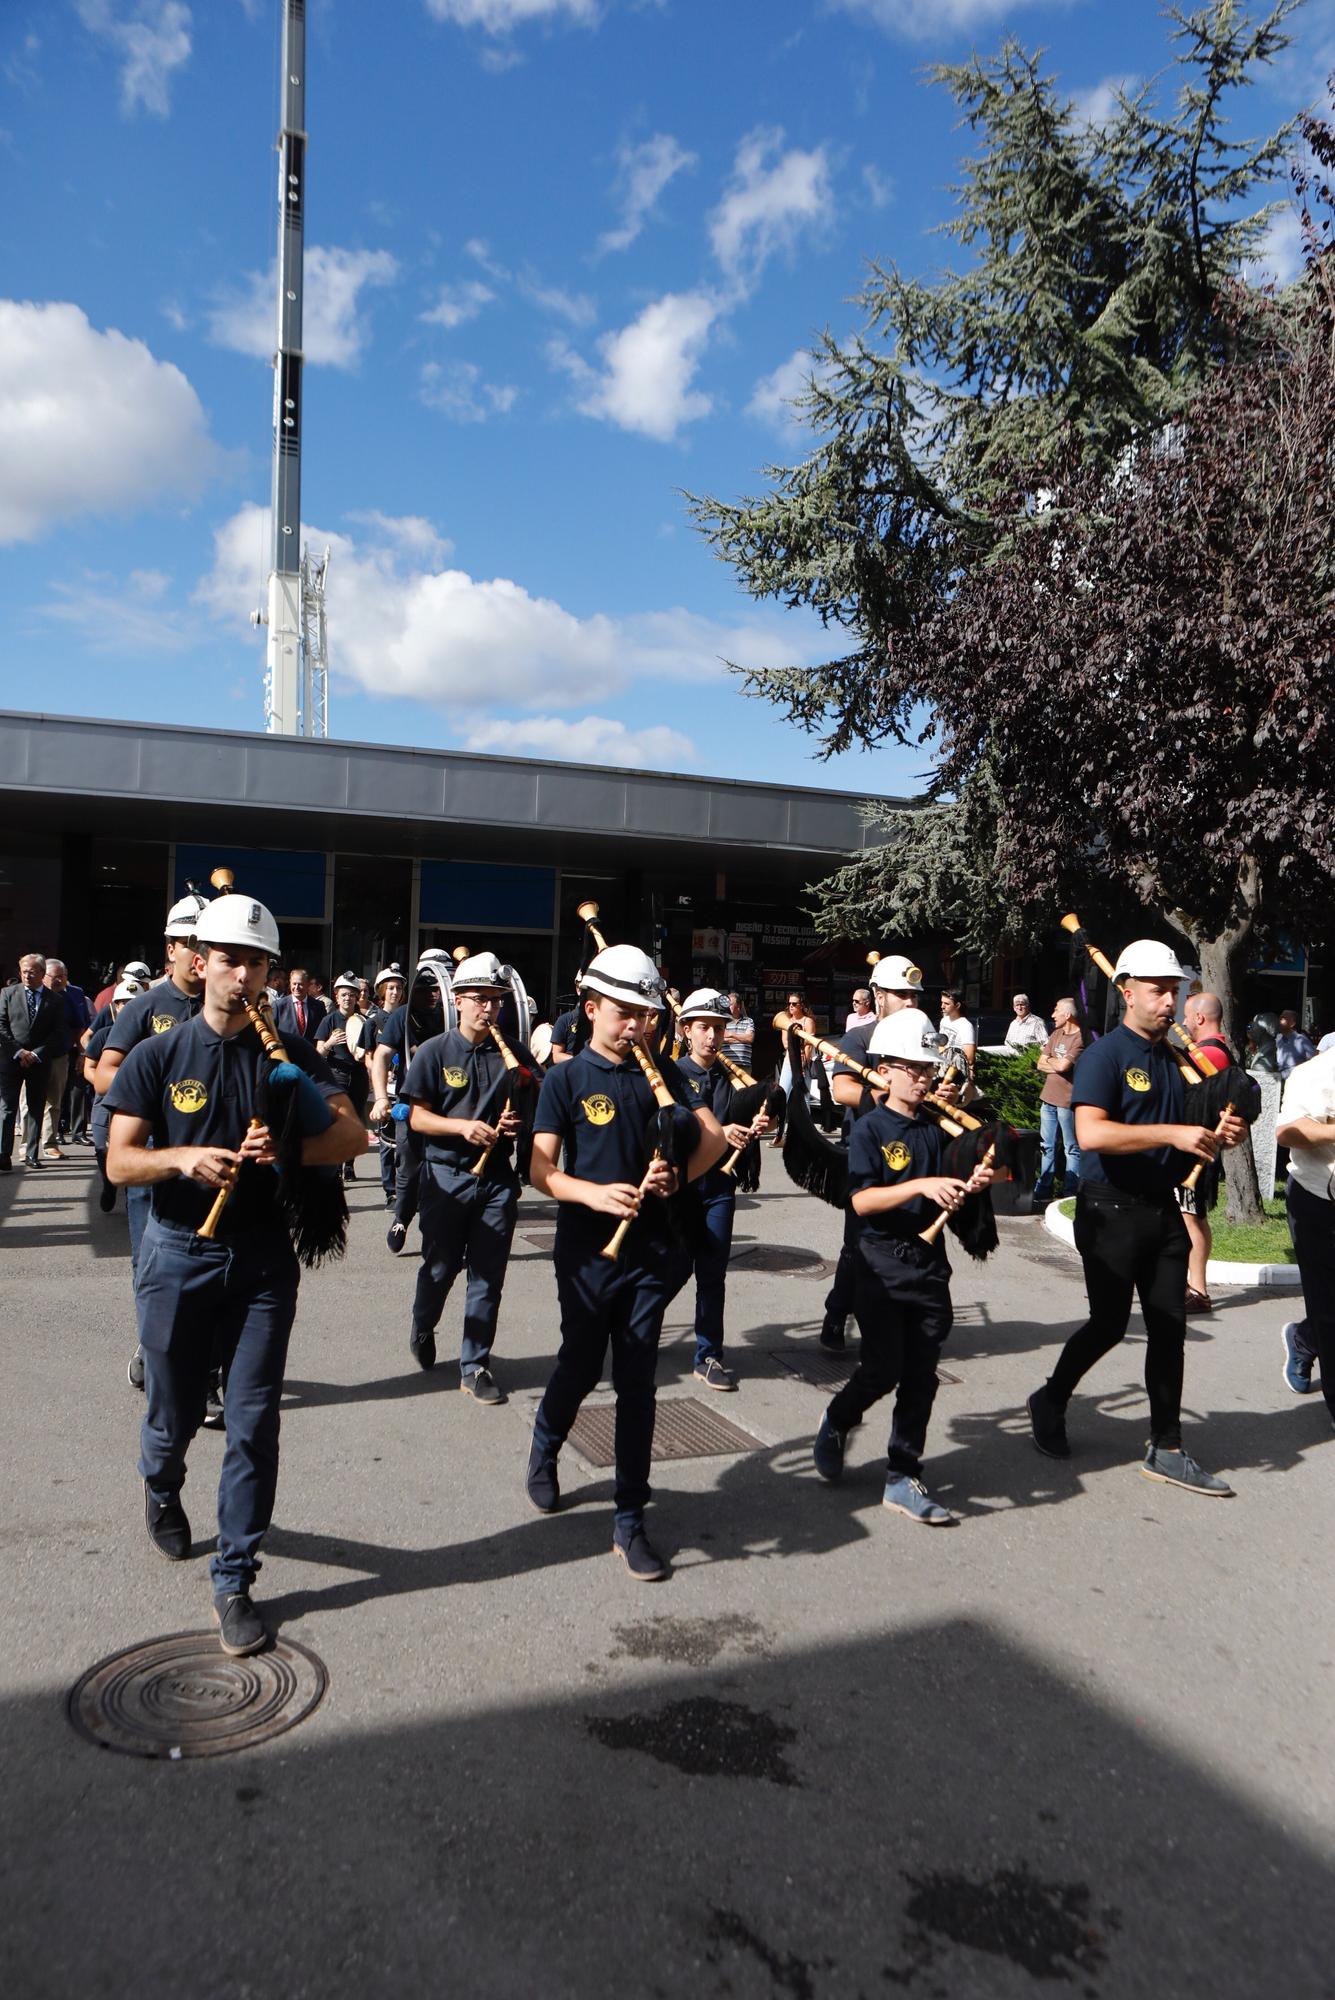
[528,1129,642,1217]
[107,1113,242,1189]
[92,1043,127,1097]
[729,1020,755,1048]
[1276,1113,1335,1147]
[408,1099,521,1146]
[301,1092,366,1165]
[1075,1103,1246,1163]
[684,1107,727,1181]
[852,1162,993,1218]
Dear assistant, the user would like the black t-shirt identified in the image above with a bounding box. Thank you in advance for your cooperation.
[534,1043,699,1251]
[677,1053,737,1195]
[105,979,200,1055]
[315,1006,363,1085]
[87,1024,114,1144]
[1070,1024,1193,1196]
[403,1027,526,1177]
[103,1013,342,1234]
[847,1105,948,1242]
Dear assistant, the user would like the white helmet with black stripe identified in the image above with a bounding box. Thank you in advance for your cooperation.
[581,944,666,1010]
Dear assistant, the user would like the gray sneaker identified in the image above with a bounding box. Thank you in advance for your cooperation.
[882,1473,956,1525]
[1140,1445,1233,1497]
[461,1367,506,1405]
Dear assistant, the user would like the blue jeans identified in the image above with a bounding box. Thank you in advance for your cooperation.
[412,1162,518,1376]
[1037,1102,1080,1195]
[135,1217,298,1598]
[691,1180,736,1366]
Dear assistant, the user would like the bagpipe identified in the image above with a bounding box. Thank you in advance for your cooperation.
[600,1037,700,1262]
[1060,911,1262,1205]
[469,1022,541,1182]
[575,900,675,1063]
[197,996,349,1267]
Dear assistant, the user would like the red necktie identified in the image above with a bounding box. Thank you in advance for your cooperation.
[297,1001,305,1032]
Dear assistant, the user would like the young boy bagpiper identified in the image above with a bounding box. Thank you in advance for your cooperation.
[526,945,727,1580]
[811,1007,993,1525]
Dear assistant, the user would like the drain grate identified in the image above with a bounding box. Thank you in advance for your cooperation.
[731,1244,837,1279]
[569,1395,764,1468]
[67,1631,328,1760]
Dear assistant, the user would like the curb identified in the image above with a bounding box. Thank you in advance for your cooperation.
[1041,1200,1303,1290]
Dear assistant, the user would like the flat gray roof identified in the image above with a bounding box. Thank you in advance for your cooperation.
[0,711,902,870]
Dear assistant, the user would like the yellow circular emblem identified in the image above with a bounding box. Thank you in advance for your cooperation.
[442,1067,468,1088]
[169,1079,207,1114]
[150,1014,179,1035]
[882,1140,912,1172]
[1125,1068,1151,1093]
[581,1093,616,1126]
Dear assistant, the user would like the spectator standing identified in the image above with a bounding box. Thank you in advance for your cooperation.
[1034,998,1085,1202]
[1276,1041,1335,1422]
[1004,993,1048,1052]
[0,954,62,1170]
[1178,992,1232,1311]
[1276,1009,1316,1080]
[845,987,874,1033]
[37,959,84,1158]
[723,990,755,1067]
[938,990,976,1094]
[273,968,328,1044]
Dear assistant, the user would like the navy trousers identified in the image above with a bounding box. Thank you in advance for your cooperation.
[127,1181,151,1279]
[412,1162,518,1377]
[393,1119,424,1227]
[827,1235,954,1476]
[135,1216,298,1599]
[1286,1179,1335,1423]
[822,1206,859,1328]
[690,1180,736,1366]
[533,1221,687,1535]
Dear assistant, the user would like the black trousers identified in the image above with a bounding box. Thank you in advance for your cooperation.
[1286,1179,1335,1423]
[0,1054,48,1163]
[827,1235,953,1476]
[822,1206,859,1326]
[393,1119,424,1227]
[1047,1184,1188,1445]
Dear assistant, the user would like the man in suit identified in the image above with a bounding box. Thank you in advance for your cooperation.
[273,967,328,1044]
[0,954,62,1170]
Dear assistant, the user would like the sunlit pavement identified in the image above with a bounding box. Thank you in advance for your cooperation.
[4,1148,1332,1998]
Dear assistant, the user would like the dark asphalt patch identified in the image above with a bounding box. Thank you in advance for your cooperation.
[586,1695,799,1785]
[706,1907,818,1998]
[889,1862,1120,1985]
[608,1611,771,1669]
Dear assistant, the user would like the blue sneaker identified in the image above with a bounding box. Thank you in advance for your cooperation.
[1281,1323,1315,1395]
[812,1414,846,1483]
[882,1474,956,1525]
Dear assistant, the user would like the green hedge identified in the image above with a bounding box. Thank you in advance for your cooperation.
[974,1045,1043,1129]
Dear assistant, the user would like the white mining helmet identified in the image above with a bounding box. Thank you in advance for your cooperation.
[678,988,730,1022]
[868,1008,946,1063]
[1111,940,1186,983]
[112,977,146,1003]
[123,960,152,980]
[580,944,666,1009]
[451,952,512,993]
[164,891,209,940]
[373,964,405,991]
[193,894,281,957]
[869,953,924,993]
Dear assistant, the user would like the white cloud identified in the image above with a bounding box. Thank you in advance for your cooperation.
[1246,204,1306,287]
[862,163,894,209]
[462,715,697,770]
[76,1,191,117]
[598,133,698,255]
[198,504,809,713]
[1071,76,1138,130]
[747,347,820,428]
[0,300,223,545]
[35,567,192,653]
[708,128,834,290]
[207,246,399,369]
[521,277,596,326]
[420,279,495,329]
[829,0,1047,38]
[558,290,718,442]
[420,359,520,422]
[423,0,601,30]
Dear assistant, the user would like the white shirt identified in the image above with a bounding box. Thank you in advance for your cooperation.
[1004,1012,1048,1051]
[1280,1050,1335,1201]
[939,1013,975,1050]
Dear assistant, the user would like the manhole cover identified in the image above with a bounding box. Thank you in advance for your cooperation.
[569,1395,764,1468]
[67,1631,328,1760]
[731,1244,837,1278]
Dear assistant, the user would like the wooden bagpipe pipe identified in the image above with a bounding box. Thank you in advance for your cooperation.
[196,994,349,1267]
[469,1022,541,1181]
[1060,911,1261,1204]
[600,1036,701,1262]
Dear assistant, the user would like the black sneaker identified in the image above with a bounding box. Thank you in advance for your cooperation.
[812,1413,846,1483]
[1140,1445,1233,1497]
[202,1376,225,1430]
[613,1526,667,1581]
[1027,1386,1070,1460]
[462,1367,505,1405]
[526,1441,560,1513]
[410,1329,437,1371]
[99,1184,116,1213]
[127,1344,145,1391]
[213,1592,267,1656]
[144,1484,191,1562]
[819,1317,847,1352]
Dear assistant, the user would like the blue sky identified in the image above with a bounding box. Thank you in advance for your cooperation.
[0,0,1323,794]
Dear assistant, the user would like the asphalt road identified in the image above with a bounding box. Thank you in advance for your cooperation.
[3,1146,1332,1999]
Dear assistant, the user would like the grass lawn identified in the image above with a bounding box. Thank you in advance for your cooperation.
[1055,1196,1296,1265]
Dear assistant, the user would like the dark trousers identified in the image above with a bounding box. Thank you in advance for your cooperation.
[1286,1179,1335,1423]
[393,1118,424,1227]
[533,1229,686,1535]
[127,1182,151,1280]
[822,1206,859,1327]
[690,1181,736,1365]
[378,1130,396,1201]
[93,1142,114,1203]
[64,1065,91,1140]
[0,1054,48,1163]
[1047,1184,1188,1446]
[135,1217,299,1598]
[828,1237,953,1475]
[412,1163,518,1376]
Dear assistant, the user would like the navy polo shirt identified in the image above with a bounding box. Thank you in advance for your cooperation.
[87,1024,114,1146]
[103,1013,342,1234]
[847,1106,948,1240]
[315,1006,363,1088]
[550,1006,581,1055]
[403,1027,529,1175]
[677,1053,738,1194]
[533,1042,699,1212]
[1070,1024,1193,1196]
[105,979,200,1055]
